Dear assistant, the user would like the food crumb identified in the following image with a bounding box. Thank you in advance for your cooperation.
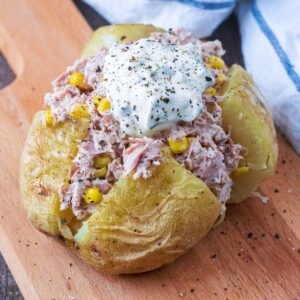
[179,291,186,297]
[274,233,280,239]
[247,232,253,239]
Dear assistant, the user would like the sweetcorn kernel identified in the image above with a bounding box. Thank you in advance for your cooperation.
[207,56,225,70]
[69,72,85,88]
[84,188,102,204]
[93,95,102,105]
[69,103,90,119]
[94,167,107,178]
[94,155,112,169]
[168,137,189,154]
[216,72,227,84]
[232,166,250,177]
[45,109,53,127]
[97,97,111,112]
[205,87,218,96]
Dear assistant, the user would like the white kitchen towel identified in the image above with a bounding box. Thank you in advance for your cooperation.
[83,0,300,154]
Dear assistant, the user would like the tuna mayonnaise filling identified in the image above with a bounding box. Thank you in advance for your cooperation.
[46,29,243,219]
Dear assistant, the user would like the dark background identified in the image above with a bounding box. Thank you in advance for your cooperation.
[0,1,243,298]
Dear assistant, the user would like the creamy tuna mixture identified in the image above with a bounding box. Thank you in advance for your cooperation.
[45,29,243,219]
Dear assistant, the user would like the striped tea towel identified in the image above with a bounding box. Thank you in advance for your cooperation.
[83,0,300,155]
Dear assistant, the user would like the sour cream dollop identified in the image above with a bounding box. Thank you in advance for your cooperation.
[103,39,214,137]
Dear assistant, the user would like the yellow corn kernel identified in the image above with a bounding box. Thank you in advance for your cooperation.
[45,109,53,127]
[97,97,111,112]
[84,187,102,204]
[168,137,189,154]
[70,103,90,119]
[205,87,218,96]
[216,72,227,84]
[207,56,225,70]
[232,166,250,177]
[93,95,102,106]
[69,71,86,88]
[93,167,107,178]
[94,155,112,169]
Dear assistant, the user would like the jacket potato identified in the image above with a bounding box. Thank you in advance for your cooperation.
[20,24,277,273]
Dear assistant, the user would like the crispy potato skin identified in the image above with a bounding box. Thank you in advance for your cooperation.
[81,24,164,57]
[220,65,278,203]
[20,112,90,235]
[74,152,221,274]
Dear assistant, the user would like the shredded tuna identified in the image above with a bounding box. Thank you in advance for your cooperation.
[44,28,243,219]
[151,28,195,45]
[124,138,163,179]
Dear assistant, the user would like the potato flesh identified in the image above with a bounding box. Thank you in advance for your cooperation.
[81,24,165,58]
[75,152,221,274]
[220,65,278,203]
[20,112,90,235]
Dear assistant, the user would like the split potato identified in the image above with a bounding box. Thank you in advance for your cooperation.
[20,24,277,273]
[220,65,278,203]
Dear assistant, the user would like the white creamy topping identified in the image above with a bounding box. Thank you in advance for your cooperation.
[103,39,214,137]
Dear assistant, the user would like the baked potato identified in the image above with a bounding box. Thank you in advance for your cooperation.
[20,24,277,273]
[220,65,278,203]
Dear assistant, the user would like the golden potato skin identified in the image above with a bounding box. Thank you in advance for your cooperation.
[20,111,90,235]
[74,152,221,274]
[220,65,278,203]
[81,24,164,57]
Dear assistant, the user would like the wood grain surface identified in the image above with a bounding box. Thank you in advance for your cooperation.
[0,0,299,299]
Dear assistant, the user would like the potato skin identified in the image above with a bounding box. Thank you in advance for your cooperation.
[220,65,278,203]
[20,111,90,235]
[74,152,221,274]
[81,24,164,57]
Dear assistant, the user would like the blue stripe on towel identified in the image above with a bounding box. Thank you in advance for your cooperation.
[252,0,300,92]
[160,0,235,10]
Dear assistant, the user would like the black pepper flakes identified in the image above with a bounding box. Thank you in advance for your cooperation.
[247,232,253,239]
[274,233,280,239]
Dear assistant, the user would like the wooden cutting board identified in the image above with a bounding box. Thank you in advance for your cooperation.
[0,0,299,299]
